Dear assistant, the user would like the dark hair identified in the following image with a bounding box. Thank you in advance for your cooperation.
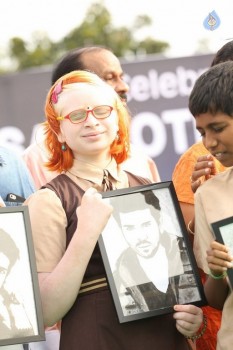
[0,228,19,273]
[111,190,161,225]
[51,46,111,85]
[211,40,233,67]
[141,190,161,211]
[189,61,233,117]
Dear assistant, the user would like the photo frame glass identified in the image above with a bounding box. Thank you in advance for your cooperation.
[99,181,206,323]
[0,206,45,346]
[211,216,233,290]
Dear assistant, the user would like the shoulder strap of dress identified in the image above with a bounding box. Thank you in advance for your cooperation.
[42,174,84,219]
[125,171,152,187]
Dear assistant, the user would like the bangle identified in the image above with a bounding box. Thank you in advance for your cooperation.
[185,314,207,340]
[209,270,227,280]
[187,220,194,235]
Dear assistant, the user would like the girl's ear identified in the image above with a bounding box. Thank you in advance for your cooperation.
[57,128,66,143]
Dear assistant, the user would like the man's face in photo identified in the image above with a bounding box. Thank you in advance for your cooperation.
[119,208,160,258]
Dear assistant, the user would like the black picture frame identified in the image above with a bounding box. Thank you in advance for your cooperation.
[98,181,206,323]
[211,216,233,290]
[0,206,45,346]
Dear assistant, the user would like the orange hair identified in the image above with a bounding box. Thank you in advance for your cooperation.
[44,70,130,172]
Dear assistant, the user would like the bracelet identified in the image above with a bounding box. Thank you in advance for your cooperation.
[185,314,207,340]
[187,220,194,235]
[209,270,227,280]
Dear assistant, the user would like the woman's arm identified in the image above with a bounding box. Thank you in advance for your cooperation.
[29,187,113,326]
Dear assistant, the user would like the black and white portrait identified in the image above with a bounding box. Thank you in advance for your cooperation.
[99,183,205,322]
[0,207,44,346]
[212,216,233,291]
[219,223,233,256]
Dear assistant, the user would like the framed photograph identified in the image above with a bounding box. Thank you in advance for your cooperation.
[211,216,233,290]
[0,206,45,346]
[99,181,206,323]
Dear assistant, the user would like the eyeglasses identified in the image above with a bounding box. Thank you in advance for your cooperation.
[57,105,113,124]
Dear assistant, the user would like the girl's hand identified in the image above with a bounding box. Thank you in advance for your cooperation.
[77,187,113,242]
[191,154,217,193]
[207,241,233,275]
[173,304,203,338]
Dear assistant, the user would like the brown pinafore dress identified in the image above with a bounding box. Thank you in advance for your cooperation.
[43,172,191,350]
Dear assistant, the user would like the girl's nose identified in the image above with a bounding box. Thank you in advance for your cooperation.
[83,112,100,126]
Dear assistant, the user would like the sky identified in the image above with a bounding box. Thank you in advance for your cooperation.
[0,0,232,59]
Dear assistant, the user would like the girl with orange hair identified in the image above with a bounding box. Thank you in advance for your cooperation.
[25,70,203,350]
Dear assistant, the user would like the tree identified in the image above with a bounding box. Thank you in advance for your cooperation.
[8,34,59,70]
[3,2,169,72]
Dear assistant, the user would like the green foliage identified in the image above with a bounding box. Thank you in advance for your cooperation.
[2,2,169,72]
[8,34,60,70]
[132,15,152,30]
[136,38,170,55]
